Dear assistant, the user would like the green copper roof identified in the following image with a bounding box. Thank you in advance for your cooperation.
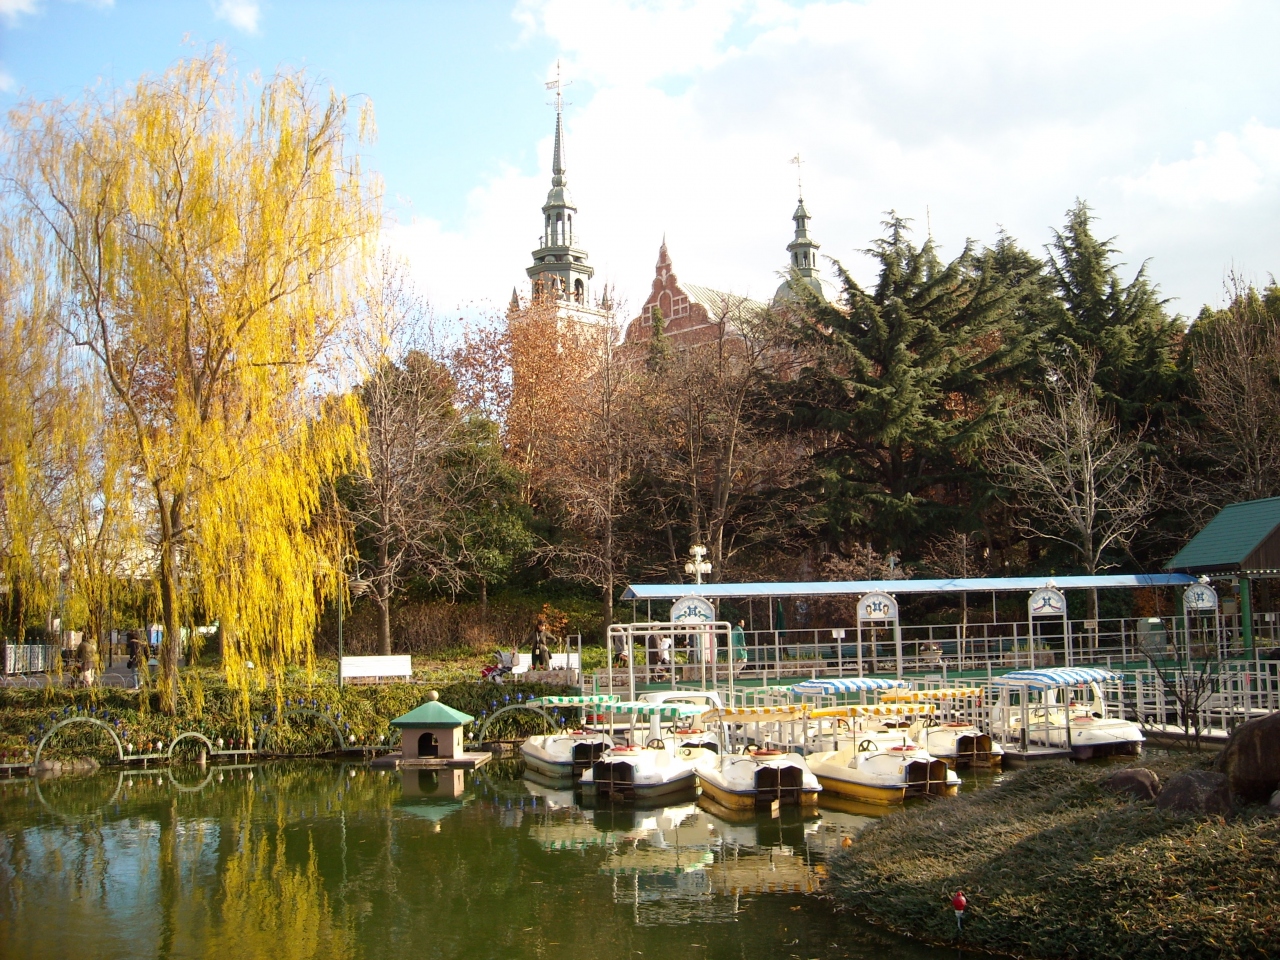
[1166,497,1280,574]
[390,701,473,728]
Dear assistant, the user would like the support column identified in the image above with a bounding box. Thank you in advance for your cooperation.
[1240,577,1255,655]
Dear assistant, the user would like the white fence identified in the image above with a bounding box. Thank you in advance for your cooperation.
[339,655,413,684]
[4,644,60,675]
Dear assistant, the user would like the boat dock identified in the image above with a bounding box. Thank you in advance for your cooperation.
[373,751,491,770]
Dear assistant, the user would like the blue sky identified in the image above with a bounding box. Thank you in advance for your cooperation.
[4,1,1279,324]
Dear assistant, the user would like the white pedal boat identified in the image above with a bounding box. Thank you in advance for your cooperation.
[876,688,1004,768]
[992,668,1144,760]
[520,695,621,778]
[578,700,714,802]
[806,740,959,805]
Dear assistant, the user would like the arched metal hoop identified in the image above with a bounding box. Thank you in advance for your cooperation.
[166,731,216,762]
[256,708,346,754]
[33,716,125,768]
[473,703,560,745]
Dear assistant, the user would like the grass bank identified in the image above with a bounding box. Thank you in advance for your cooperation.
[827,757,1279,960]
[0,658,582,762]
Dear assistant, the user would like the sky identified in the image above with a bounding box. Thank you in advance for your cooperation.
[2,0,1279,328]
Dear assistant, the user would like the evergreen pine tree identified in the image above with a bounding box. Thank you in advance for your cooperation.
[1045,200,1183,431]
[783,215,1032,553]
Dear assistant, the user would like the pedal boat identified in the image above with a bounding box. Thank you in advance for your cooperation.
[520,695,621,778]
[695,749,821,811]
[805,739,959,805]
[878,688,1004,769]
[993,668,1144,760]
[578,701,714,802]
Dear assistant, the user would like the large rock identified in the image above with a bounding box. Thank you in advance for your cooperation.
[1156,770,1233,816]
[1102,768,1161,801]
[1215,713,1280,803]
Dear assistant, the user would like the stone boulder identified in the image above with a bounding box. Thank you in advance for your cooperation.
[1156,770,1233,816]
[1215,713,1280,803]
[1102,768,1161,801]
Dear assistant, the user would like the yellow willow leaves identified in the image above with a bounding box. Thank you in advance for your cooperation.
[208,823,354,960]
[5,48,379,711]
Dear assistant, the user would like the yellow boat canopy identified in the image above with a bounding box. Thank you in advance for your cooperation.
[704,705,808,724]
[810,704,931,719]
[879,688,984,703]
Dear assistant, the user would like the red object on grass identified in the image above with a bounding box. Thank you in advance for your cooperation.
[951,891,968,912]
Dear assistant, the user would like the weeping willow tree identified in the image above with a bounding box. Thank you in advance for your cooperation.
[0,220,61,659]
[4,50,380,713]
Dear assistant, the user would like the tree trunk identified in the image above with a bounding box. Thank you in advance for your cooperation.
[377,537,392,656]
[479,578,488,621]
[378,591,392,657]
[157,493,182,715]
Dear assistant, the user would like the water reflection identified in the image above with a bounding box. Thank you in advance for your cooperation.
[0,762,962,960]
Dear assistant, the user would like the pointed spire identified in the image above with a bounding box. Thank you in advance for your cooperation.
[551,108,566,184]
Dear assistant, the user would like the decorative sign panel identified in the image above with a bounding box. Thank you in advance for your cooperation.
[857,591,899,622]
[1183,583,1219,612]
[671,595,715,623]
[1028,587,1067,618]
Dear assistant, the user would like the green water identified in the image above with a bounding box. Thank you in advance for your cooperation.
[0,761,972,960]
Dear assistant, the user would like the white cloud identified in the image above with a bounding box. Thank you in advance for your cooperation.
[0,0,39,23]
[212,0,260,35]
[399,0,1280,320]
[1120,121,1280,207]
[0,70,14,93]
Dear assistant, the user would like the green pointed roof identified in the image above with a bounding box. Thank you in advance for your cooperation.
[1166,497,1280,575]
[390,701,473,728]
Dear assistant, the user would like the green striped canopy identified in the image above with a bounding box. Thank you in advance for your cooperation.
[528,695,620,706]
[594,700,706,719]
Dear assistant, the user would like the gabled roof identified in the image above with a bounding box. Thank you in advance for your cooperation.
[1166,497,1280,574]
[681,283,767,321]
[390,700,473,728]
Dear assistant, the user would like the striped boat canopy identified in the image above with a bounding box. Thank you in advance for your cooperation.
[810,704,931,718]
[527,695,620,706]
[594,700,706,719]
[710,706,807,723]
[789,677,909,695]
[995,667,1120,688]
[879,688,984,702]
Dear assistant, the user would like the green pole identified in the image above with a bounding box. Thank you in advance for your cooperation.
[1240,578,1254,656]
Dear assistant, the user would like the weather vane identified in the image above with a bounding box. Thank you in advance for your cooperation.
[545,59,572,114]
[790,153,805,198]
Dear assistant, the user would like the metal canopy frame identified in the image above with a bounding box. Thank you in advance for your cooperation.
[621,573,1196,601]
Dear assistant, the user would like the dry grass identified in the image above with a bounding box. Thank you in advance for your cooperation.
[828,756,1280,959]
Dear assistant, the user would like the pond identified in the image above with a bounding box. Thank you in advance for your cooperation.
[0,761,979,960]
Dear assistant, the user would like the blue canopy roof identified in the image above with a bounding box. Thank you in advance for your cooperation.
[788,677,909,695]
[620,573,1195,601]
[994,667,1120,688]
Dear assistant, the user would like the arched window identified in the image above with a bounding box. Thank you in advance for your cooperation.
[574,278,584,303]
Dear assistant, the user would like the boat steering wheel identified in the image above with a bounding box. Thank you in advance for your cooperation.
[857,739,877,753]
[646,738,666,749]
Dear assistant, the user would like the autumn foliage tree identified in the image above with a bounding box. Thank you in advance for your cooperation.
[4,51,379,713]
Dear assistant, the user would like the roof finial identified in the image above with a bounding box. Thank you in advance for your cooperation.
[790,152,805,200]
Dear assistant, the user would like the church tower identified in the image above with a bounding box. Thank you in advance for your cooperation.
[774,156,826,303]
[526,66,598,315]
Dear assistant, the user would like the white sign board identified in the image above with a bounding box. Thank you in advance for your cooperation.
[671,595,715,623]
[1183,583,1219,612]
[1028,587,1067,618]
[857,591,899,623]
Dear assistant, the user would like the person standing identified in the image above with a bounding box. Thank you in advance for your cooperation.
[530,616,552,670]
[76,635,97,687]
[731,619,748,675]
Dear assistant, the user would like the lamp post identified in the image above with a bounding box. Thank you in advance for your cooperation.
[684,544,712,585]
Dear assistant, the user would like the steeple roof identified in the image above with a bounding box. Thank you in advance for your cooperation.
[775,192,825,303]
